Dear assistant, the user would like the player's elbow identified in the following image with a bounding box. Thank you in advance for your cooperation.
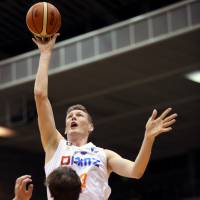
[132,172,143,179]
[34,88,47,100]
[134,174,143,179]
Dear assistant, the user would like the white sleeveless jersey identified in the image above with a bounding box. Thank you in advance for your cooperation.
[45,139,111,200]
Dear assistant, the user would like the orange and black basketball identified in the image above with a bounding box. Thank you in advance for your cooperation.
[26,2,61,37]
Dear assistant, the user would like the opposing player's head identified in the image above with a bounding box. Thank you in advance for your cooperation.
[65,104,94,137]
[46,166,81,200]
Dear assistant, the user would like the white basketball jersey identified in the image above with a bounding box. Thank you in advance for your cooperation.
[45,139,111,200]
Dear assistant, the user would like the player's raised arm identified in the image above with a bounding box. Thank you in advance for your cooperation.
[33,34,62,155]
[106,108,177,179]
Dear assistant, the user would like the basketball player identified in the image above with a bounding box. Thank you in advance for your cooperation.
[32,34,177,200]
[13,166,81,200]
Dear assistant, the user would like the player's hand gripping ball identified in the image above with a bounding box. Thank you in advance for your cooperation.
[26,2,61,38]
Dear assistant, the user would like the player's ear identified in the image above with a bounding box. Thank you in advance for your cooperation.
[64,127,67,135]
[89,123,94,133]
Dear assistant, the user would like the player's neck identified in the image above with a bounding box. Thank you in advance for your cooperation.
[67,134,88,147]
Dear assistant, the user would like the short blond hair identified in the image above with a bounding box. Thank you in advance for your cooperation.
[66,104,93,125]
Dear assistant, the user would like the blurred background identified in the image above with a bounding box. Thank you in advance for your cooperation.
[0,0,200,199]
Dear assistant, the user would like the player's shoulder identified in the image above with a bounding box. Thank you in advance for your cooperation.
[90,144,120,159]
[104,149,121,159]
[103,148,114,156]
[103,148,115,154]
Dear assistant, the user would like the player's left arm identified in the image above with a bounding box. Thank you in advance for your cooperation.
[105,108,177,179]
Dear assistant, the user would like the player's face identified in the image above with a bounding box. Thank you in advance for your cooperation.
[65,110,93,136]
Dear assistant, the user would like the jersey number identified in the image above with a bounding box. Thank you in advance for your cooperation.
[80,173,87,189]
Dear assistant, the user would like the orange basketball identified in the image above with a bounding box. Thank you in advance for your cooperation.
[26,2,61,37]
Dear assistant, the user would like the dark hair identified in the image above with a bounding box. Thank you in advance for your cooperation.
[46,166,81,200]
[66,104,93,125]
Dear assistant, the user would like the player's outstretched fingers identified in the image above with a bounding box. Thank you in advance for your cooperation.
[150,109,158,120]
[32,38,37,45]
[32,36,43,45]
[51,33,60,43]
[160,108,172,120]
[163,119,176,128]
[163,113,178,122]
[162,127,173,133]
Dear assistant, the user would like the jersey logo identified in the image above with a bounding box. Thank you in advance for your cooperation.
[91,147,99,153]
[80,151,87,155]
[61,155,101,167]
